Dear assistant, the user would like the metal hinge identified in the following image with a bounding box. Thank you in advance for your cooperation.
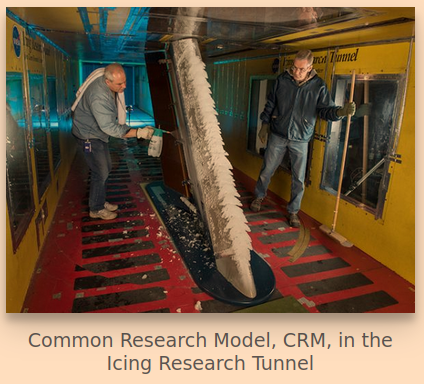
[314,133,328,142]
[388,153,402,164]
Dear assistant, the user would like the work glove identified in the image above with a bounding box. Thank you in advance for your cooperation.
[337,101,356,117]
[258,123,270,144]
[355,103,372,118]
[137,126,154,140]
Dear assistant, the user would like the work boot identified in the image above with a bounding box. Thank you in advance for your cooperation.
[289,213,300,228]
[89,208,118,220]
[104,201,118,212]
[250,197,264,212]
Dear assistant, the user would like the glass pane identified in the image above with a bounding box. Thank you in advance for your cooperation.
[248,78,274,154]
[247,77,290,170]
[48,76,61,170]
[321,76,400,210]
[29,72,51,198]
[6,73,34,248]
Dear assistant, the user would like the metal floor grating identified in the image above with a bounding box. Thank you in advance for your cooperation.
[22,138,415,313]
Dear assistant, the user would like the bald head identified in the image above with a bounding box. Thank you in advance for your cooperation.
[104,63,127,93]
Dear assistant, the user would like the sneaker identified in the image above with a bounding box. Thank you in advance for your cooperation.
[104,201,118,212]
[250,197,264,212]
[289,213,301,228]
[89,208,118,220]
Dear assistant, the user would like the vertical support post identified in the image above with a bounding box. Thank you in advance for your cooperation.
[331,70,356,232]
[362,78,369,204]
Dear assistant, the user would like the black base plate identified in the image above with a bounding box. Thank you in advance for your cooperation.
[145,181,275,306]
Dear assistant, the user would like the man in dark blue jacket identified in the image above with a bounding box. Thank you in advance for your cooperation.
[250,49,355,228]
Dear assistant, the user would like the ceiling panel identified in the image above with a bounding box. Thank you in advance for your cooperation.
[6,7,415,63]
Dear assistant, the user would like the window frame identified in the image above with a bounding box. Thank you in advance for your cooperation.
[6,72,36,252]
[321,73,406,218]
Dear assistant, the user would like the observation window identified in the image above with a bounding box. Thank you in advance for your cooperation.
[29,73,51,199]
[6,72,35,251]
[321,74,403,216]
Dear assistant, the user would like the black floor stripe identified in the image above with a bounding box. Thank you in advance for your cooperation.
[113,211,146,219]
[106,190,131,196]
[114,203,138,210]
[245,211,286,222]
[141,308,171,313]
[139,164,162,168]
[110,170,130,174]
[104,196,134,203]
[137,163,161,167]
[81,219,145,232]
[74,269,170,290]
[250,221,290,233]
[297,273,374,296]
[108,179,132,183]
[106,184,128,190]
[136,162,160,166]
[82,211,144,222]
[239,191,253,197]
[75,253,162,273]
[273,244,331,258]
[138,164,163,169]
[242,203,275,212]
[140,173,162,177]
[282,258,350,277]
[82,241,154,259]
[108,174,130,179]
[72,287,167,313]
[239,195,253,200]
[316,291,398,313]
[139,171,163,176]
[81,229,148,245]
[259,231,307,245]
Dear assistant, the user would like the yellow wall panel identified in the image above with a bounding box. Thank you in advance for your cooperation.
[6,15,78,312]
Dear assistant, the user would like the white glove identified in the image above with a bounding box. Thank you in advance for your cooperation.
[137,127,154,140]
[337,102,356,117]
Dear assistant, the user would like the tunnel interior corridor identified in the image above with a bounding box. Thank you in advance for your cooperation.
[22,136,415,313]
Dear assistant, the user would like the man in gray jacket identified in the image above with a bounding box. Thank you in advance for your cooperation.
[250,50,355,227]
[72,63,154,220]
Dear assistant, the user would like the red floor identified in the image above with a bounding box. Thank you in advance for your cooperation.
[22,137,415,313]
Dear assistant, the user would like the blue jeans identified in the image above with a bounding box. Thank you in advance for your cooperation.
[254,133,309,214]
[75,137,112,212]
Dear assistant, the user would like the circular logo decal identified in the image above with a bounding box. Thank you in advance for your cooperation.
[12,26,21,58]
